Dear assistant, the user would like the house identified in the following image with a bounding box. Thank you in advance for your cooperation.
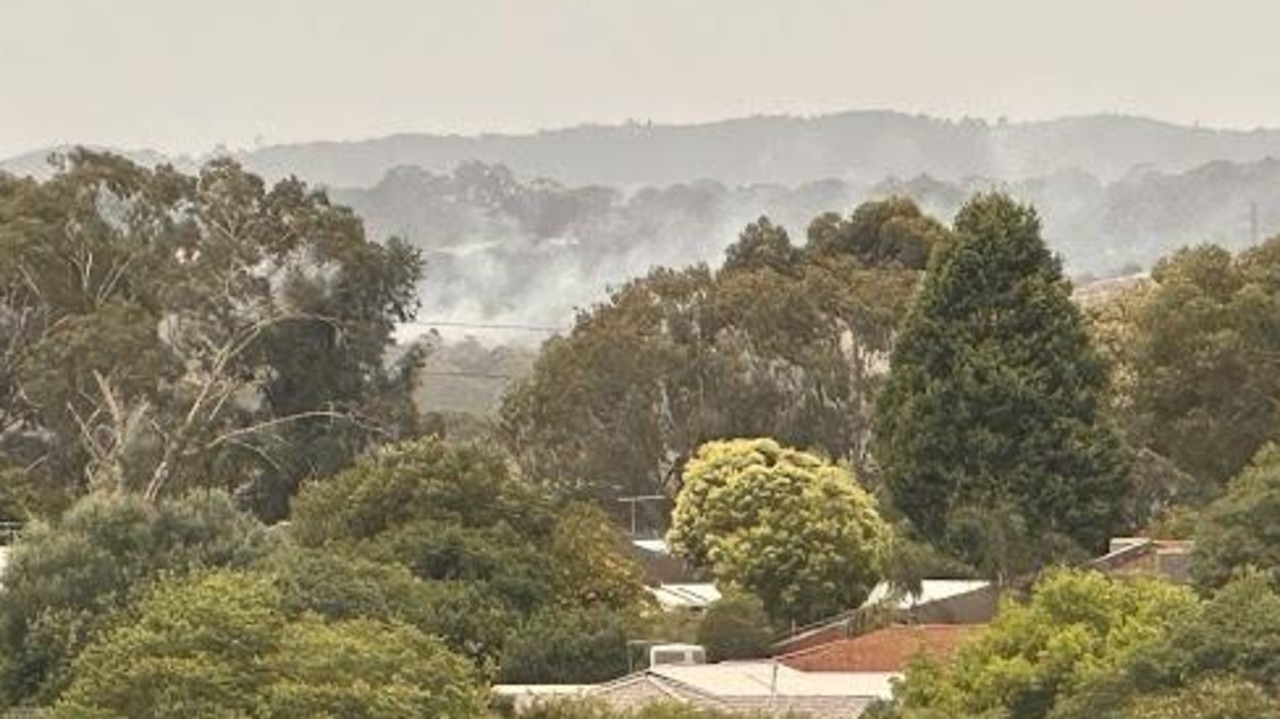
[773,580,996,655]
[632,538,699,584]
[587,660,894,717]
[777,624,982,673]
[646,583,722,612]
[1090,537,1192,584]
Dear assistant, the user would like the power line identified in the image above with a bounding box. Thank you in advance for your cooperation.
[402,319,567,333]
[418,370,521,380]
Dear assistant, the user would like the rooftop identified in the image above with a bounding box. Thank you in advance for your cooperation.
[778,624,983,673]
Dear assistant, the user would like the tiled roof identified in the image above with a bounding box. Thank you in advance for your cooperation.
[589,662,893,717]
[777,624,983,673]
[773,580,996,654]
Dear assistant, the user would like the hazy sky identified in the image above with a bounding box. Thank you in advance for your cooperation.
[3,0,1280,158]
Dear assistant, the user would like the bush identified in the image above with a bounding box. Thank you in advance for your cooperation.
[0,491,271,706]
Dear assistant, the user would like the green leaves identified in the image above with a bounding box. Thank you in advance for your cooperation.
[0,491,272,707]
[0,150,424,517]
[1192,444,1280,590]
[874,193,1130,576]
[53,571,488,719]
[668,438,890,626]
[1129,241,1280,489]
[892,569,1198,719]
[501,198,939,505]
[288,438,648,678]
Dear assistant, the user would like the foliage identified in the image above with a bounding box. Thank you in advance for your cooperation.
[1191,444,1280,590]
[52,571,487,719]
[891,569,1198,719]
[497,607,634,684]
[0,491,272,707]
[501,198,942,508]
[255,544,508,663]
[1121,678,1279,719]
[1129,241,1280,488]
[0,151,424,518]
[668,438,890,626]
[695,593,774,661]
[1054,573,1280,719]
[0,453,66,522]
[289,438,648,667]
[874,193,1131,576]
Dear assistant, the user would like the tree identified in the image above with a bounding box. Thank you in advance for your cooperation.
[288,439,648,667]
[256,545,510,663]
[1054,573,1280,719]
[0,491,272,707]
[260,617,486,719]
[695,593,774,661]
[667,438,891,626]
[1191,444,1280,590]
[807,196,948,269]
[1129,241,1280,488]
[891,569,1198,719]
[1122,679,1279,719]
[502,199,941,507]
[497,607,634,684]
[874,193,1131,575]
[0,151,424,518]
[53,571,488,719]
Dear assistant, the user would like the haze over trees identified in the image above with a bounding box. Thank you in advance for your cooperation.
[9,113,1280,336]
[9,136,1280,716]
[500,199,941,504]
[0,150,424,520]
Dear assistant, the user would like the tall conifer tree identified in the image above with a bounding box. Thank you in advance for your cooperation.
[874,193,1130,574]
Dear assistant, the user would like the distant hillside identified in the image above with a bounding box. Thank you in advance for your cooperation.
[9,112,1280,188]
[339,158,1280,333]
[231,113,1280,189]
[7,111,1280,334]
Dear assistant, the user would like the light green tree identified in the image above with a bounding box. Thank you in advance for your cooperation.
[1054,574,1280,719]
[53,571,488,719]
[667,438,891,626]
[891,569,1197,719]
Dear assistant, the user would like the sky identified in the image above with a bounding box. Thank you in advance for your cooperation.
[3,0,1280,159]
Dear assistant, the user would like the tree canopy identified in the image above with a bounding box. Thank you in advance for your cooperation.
[1192,444,1280,589]
[1128,240,1280,489]
[0,491,272,706]
[890,569,1198,719]
[667,438,890,626]
[288,438,648,673]
[0,151,424,519]
[501,198,944,510]
[53,570,488,719]
[874,193,1131,576]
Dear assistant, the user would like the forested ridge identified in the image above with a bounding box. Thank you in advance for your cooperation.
[5,149,1280,717]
